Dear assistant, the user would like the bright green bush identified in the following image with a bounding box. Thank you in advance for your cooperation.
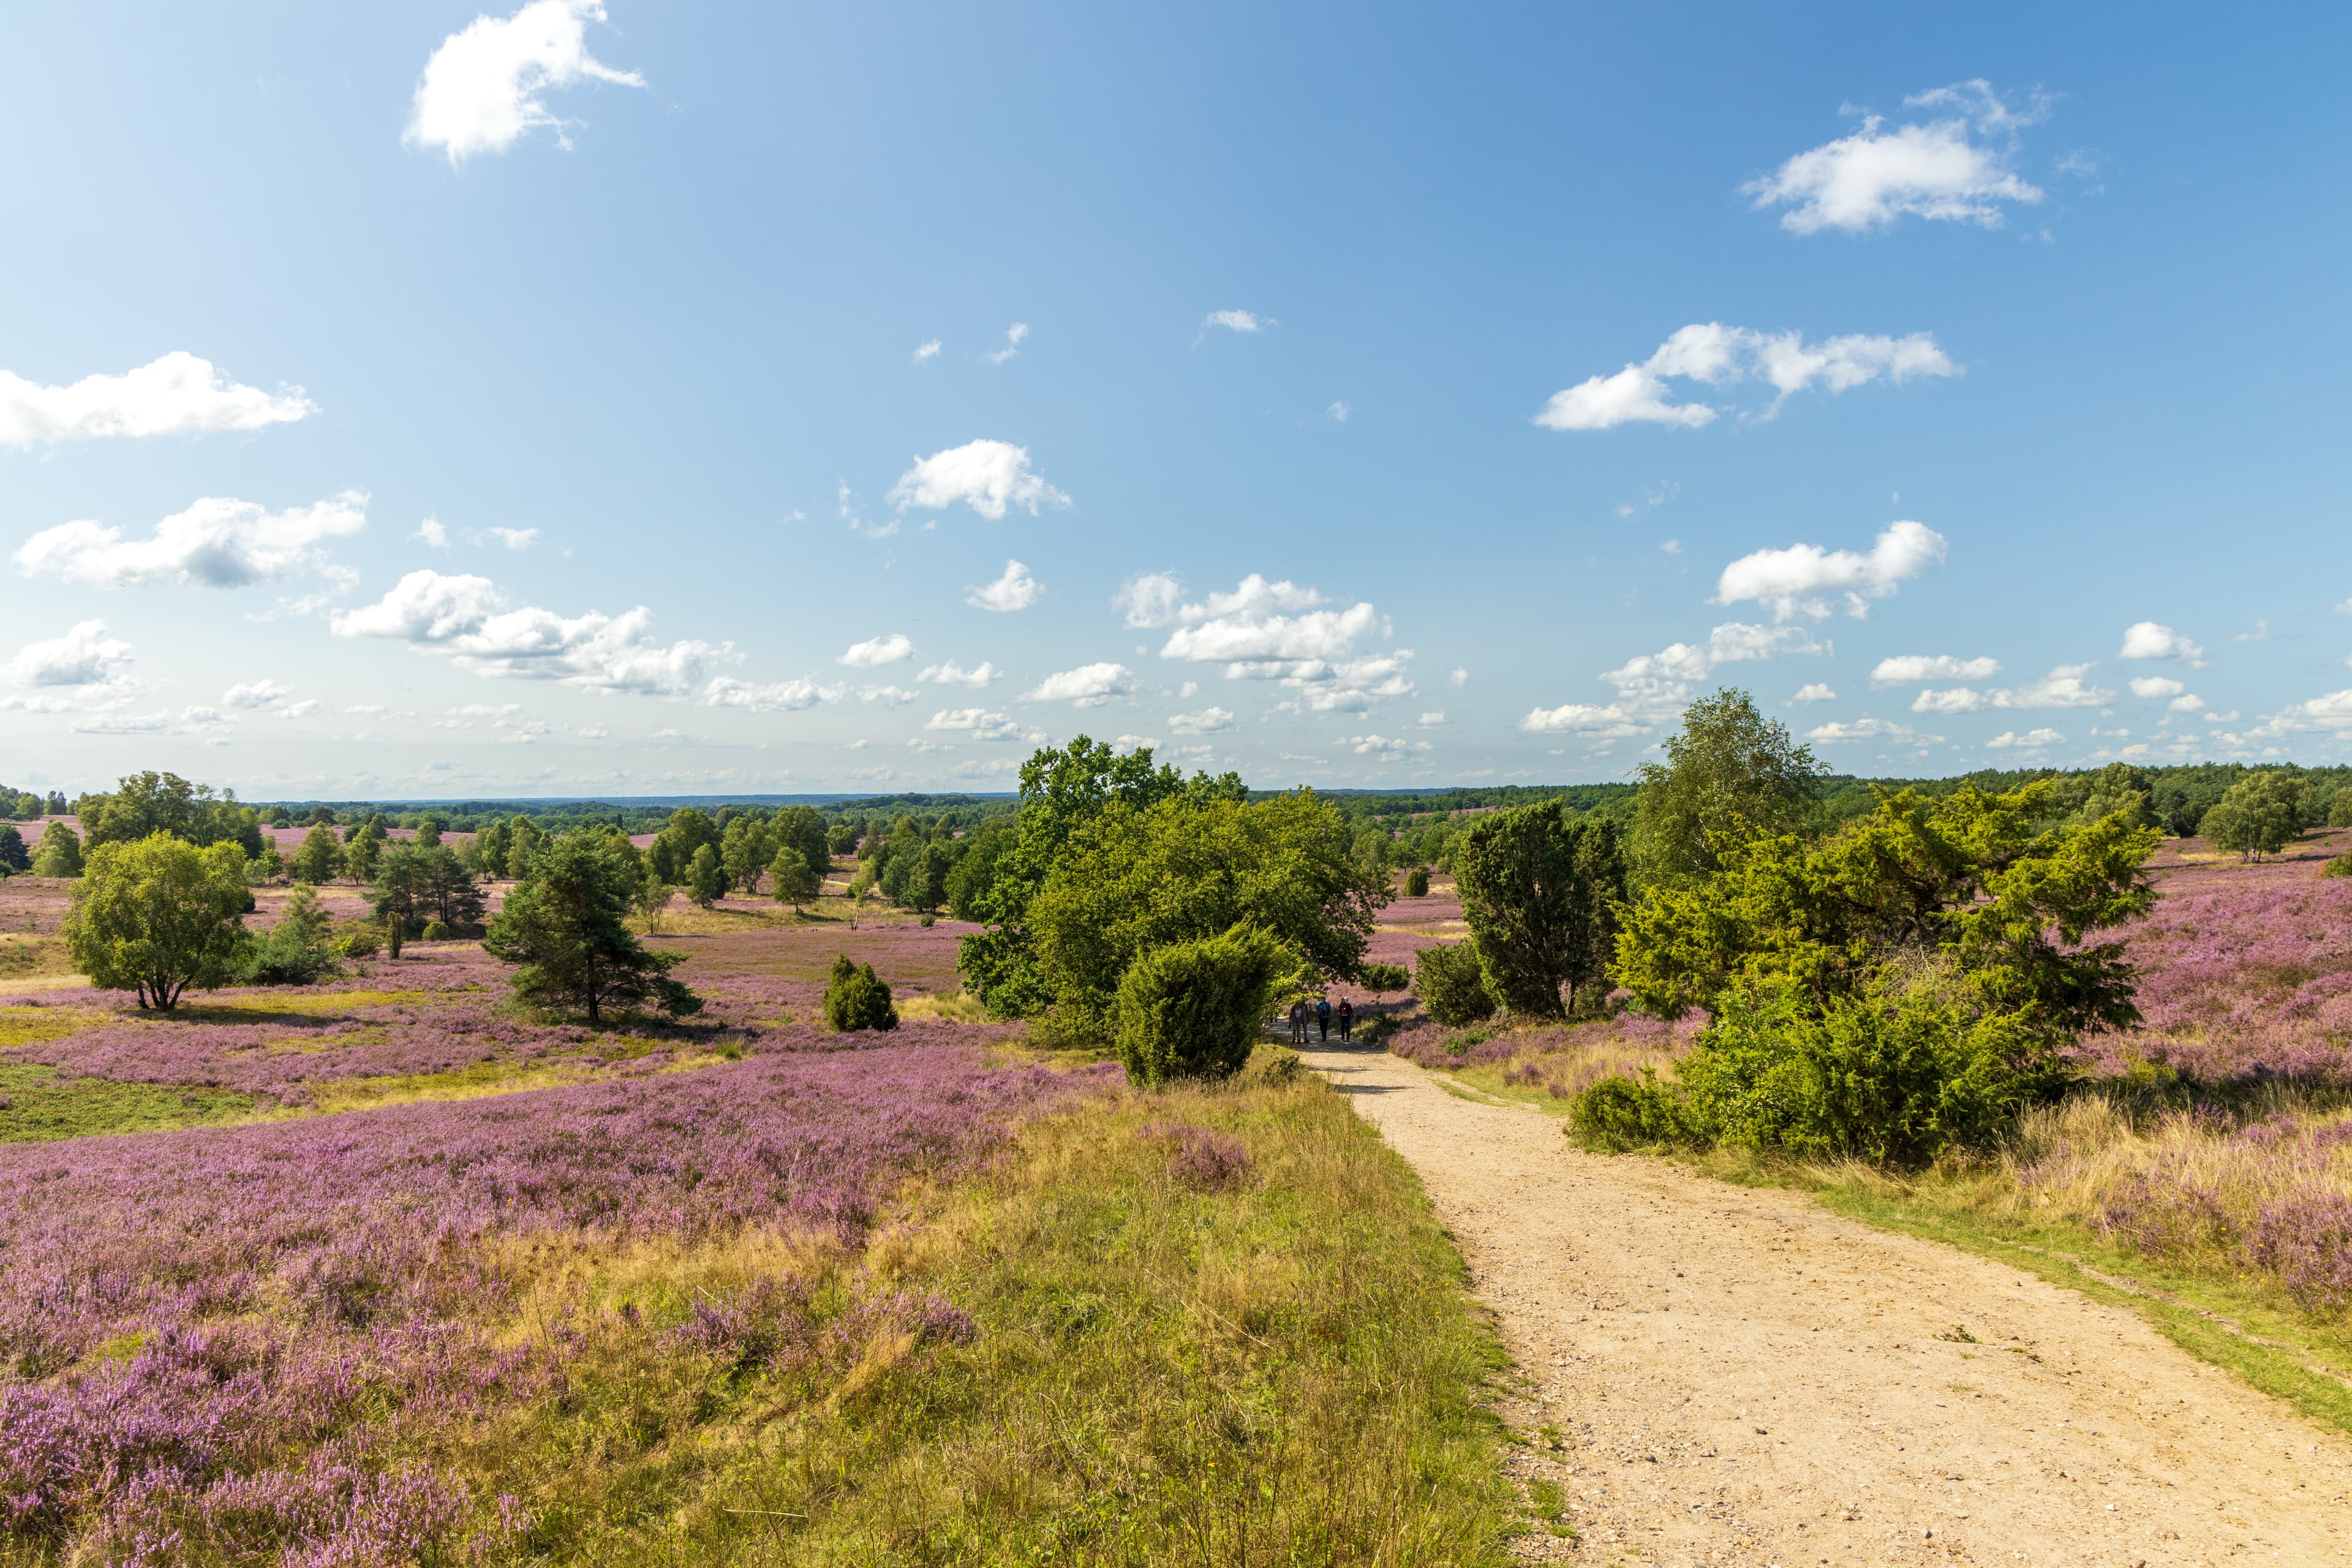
[1112,925,1292,1085]
[236,886,338,986]
[1565,1072,1688,1153]
[420,919,452,943]
[1412,940,1494,1026]
[824,954,898,1032]
[2321,853,2352,880]
[2329,790,2352,829]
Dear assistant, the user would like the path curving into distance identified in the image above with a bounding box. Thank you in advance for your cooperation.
[1298,1039,2352,1566]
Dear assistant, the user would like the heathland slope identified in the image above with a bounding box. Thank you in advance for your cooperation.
[1302,1039,2352,1564]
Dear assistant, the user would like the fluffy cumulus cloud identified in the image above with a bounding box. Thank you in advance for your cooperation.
[1117,573,1409,710]
[1745,80,2048,234]
[1987,728,2066,750]
[14,492,367,589]
[1342,734,1433,762]
[0,352,315,446]
[331,569,728,695]
[837,634,914,668]
[1871,654,1999,686]
[924,707,1023,741]
[222,679,316,720]
[1023,662,1137,708]
[71,706,230,737]
[1910,663,2114,713]
[1202,309,1267,333]
[1525,622,1825,737]
[4,621,135,690]
[888,439,1069,520]
[1167,707,1237,735]
[2250,690,2352,737]
[2118,621,2207,668]
[1807,716,1939,744]
[1534,323,1956,431]
[1714,521,1947,622]
[967,559,1043,612]
[918,659,998,687]
[1789,683,1838,704]
[704,676,839,713]
[2128,676,2186,699]
[405,0,644,163]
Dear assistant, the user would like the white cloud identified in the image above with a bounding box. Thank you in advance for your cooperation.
[1115,571,1188,628]
[925,707,1023,741]
[1714,520,1947,621]
[1910,663,2114,713]
[1660,538,1681,555]
[967,559,1043,612]
[1168,707,1237,735]
[859,685,919,707]
[2128,676,2186,699]
[1986,728,2065,750]
[1023,662,1137,707]
[70,707,230,736]
[912,339,941,364]
[5,621,135,689]
[487,527,538,550]
[703,676,840,713]
[1520,701,1640,736]
[1789,682,1838,704]
[331,568,727,695]
[1417,710,1448,726]
[1121,573,1411,709]
[888,439,1069,519]
[1745,80,2048,234]
[0,352,315,446]
[836,480,899,540]
[1807,716,1939,744]
[1597,622,1828,722]
[1203,309,1267,333]
[223,679,315,719]
[1343,734,1433,761]
[1536,324,1956,431]
[2118,621,2206,667]
[14,492,368,589]
[414,517,451,548]
[1450,667,1468,687]
[1871,653,1999,685]
[1327,401,1350,422]
[984,323,1030,364]
[2169,693,2205,714]
[405,0,644,164]
[838,633,914,668]
[2252,690,2352,737]
[918,659,999,687]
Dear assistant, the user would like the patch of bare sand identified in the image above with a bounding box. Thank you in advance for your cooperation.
[1300,1041,2352,1566]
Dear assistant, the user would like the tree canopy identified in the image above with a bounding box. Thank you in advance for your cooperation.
[1450,801,1626,1018]
[64,832,251,1009]
[1629,688,1825,889]
[483,831,701,1023]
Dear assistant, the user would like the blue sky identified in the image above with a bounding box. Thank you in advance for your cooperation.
[2,1,2346,798]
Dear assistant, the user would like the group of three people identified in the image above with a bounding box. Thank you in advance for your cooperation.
[1287,994,1352,1045]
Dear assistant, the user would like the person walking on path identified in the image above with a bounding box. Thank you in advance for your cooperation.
[1288,998,1308,1046]
[1337,997,1352,1042]
[1316,997,1332,1042]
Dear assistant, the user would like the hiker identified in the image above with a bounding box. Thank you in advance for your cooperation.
[1316,996,1332,1041]
[1288,998,1308,1046]
[1337,997,1352,1042]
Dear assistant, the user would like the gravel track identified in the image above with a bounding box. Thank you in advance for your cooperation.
[1299,1039,2352,1566]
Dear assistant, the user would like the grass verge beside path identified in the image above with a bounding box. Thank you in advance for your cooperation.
[466,1062,1519,1564]
[1692,1152,2352,1440]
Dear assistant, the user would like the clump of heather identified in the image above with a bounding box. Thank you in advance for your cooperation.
[1384,1006,1702,1100]
[1144,1122,1250,1191]
[0,1042,1113,1560]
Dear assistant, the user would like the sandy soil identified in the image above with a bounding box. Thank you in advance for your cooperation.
[1298,1040,2352,1566]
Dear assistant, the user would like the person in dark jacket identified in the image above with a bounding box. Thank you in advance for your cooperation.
[1337,997,1353,1042]
[1315,996,1332,1041]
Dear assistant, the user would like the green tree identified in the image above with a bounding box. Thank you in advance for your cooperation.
[2200,771,2313,861]
[344,819,386,884]
[475,817,513,878]
[1026,789,1390,1042]
[2329,790,2352,829]
[769,846,820,913]
[418,844,488,931]
[722,816,778,895]
[944,819,1013,921]
[1114,925,1294,1085]
[32,821,83,878]
[771,805,830,883]
[685,843,725,907]
[413,816,444,848]
[64,833,251,1009]
[1403,867,1430,897]
[1452,802,1626,1019]
[369,843,429,941]
[0,825,27,875]
[634,871,674,933]
[1629,688,1825,889]
[78,771,262,856]
[289,824,346,885]
[826,820,860,858]
[1412,940,1495,1025]
[649,807,722,886]
[960,736,1243,1017]
[822,954,898,1031]
[237,884,338,986]
[483,831,701,1023]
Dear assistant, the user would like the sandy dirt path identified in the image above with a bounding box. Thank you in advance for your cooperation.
[1298,1039,2352,1567]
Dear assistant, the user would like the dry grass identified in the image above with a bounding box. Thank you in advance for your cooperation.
[896,989,989,1024]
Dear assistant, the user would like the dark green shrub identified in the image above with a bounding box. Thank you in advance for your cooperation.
[824,954,899,1032]
[1566,1073,1689,1152]
[1412,941,1494,1026]
[1114,926,1292,1085]
[236,888,337,987]
[2322,853,2352,880]
[1358,960,1409,997]
[1403,867,1430,897]
[1672,978,2066,1164]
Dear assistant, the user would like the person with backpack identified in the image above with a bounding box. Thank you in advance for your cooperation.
[1337,997,1353,1042]
[1315,996,1332,1042]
